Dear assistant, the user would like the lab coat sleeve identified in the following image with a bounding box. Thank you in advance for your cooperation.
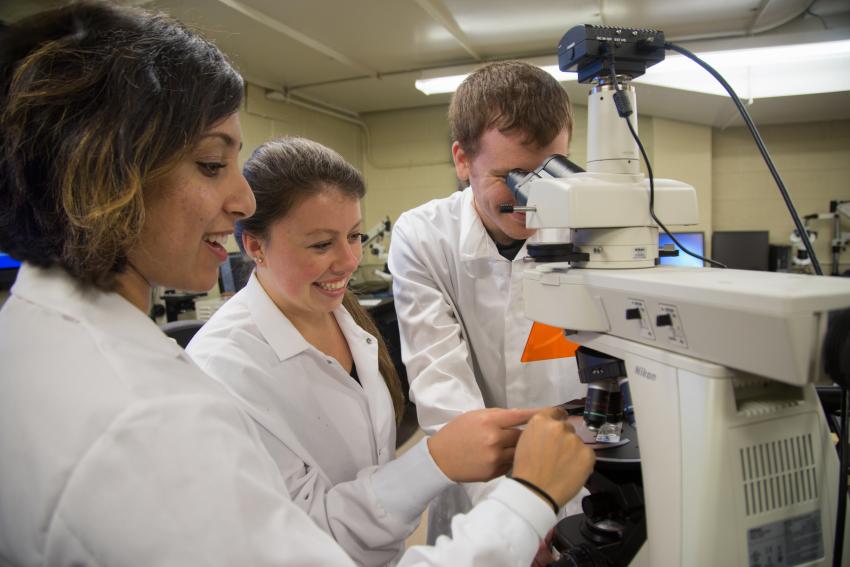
[389,217,486,433]
[43,393,555,567]
[285,435,454,567]
[191,341,454,566]
[399,478,556,567]
[45,394,356,567]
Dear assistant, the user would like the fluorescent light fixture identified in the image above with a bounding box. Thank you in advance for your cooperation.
[415,73,469,95]
[635,39,850,98]
[415,39,850,99]
[415,65,575,95]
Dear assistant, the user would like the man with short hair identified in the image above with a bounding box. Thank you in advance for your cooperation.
[388,61,587,542]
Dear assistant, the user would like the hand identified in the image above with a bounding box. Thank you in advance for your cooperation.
[427,407,541,482]
[512,407,595,508]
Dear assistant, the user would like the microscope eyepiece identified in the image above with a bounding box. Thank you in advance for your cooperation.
[504,155,584,207]
[505,169,531,193]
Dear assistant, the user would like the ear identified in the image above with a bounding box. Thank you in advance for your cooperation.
[242,231,264,262]
[451,141,471,185]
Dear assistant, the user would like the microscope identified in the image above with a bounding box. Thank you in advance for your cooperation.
[507,25,850,566]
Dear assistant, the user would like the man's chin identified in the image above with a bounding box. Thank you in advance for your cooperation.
[504,226,536,241]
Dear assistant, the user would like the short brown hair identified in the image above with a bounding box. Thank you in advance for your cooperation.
[0,1,243,290]
[449,61,572,157]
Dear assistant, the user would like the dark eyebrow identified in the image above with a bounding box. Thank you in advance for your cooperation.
[199,132,242,151]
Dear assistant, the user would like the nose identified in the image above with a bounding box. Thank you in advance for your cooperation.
[332,239,361,274]
[226,171,257,220]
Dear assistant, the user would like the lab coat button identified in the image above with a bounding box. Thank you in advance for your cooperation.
[366,337,373,345]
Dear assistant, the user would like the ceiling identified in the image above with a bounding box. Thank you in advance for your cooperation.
[3,0,850,127]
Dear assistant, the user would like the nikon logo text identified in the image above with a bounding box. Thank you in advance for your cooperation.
[634,366,656,381]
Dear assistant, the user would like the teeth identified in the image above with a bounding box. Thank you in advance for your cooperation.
[316,279,347,291]
[203,233,229,247]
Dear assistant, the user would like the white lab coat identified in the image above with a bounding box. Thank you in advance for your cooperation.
[389,188,587,538]
[0,263,558,567]
[389,187,584,431]
[188,273,455,566]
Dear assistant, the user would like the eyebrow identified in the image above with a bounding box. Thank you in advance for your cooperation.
[199,132,243,151]
[306,220,362,238]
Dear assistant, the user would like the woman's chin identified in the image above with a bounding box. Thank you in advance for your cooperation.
[168,271,219,294]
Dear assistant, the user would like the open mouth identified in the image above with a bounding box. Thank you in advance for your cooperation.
[314,278,348,294]
[203,233,229,261]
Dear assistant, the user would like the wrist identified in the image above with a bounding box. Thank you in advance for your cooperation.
[508,476,559,514]
[426,435,452,480]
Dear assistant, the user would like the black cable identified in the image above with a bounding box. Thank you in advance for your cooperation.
[664,41,824,276]
[625,118,727,268]
[835,386,848,567]
[825,308,850,565]
[605,54,726,268]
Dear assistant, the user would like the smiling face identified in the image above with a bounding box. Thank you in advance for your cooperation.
[453,127,570,245]
[244,187,363,324]
[123,113,255,299]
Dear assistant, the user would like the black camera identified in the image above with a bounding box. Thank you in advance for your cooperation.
[558,25,666,83]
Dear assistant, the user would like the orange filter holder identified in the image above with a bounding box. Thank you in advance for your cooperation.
[521,321,580,362]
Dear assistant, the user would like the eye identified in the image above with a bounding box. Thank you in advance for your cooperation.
[197,162,226,177]
[350,232,363,243]
[310,240,333,252]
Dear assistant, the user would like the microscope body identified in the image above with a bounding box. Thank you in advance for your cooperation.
[512,46,850,563]
[525,271,849,565]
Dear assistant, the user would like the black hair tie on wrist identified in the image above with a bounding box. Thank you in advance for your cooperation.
[509,476,559,514]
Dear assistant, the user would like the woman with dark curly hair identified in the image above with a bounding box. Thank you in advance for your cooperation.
[0,3,594,566]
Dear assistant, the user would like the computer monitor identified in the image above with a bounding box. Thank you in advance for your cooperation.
[711,231,770,271]
[658,232,705,267]
[0,252,21,290]
[218,252,254,294]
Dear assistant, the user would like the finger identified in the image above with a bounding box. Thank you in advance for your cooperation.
[489,407,546,428]
[535,406,569,421]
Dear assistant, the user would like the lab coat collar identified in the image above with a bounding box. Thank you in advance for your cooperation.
[333,305,378,351]
[11,263,183,357]
[241,273,378,366]
[458,186,502,262]
[457,186,563,265]
[240,273,312,362]
[330,301,394,461]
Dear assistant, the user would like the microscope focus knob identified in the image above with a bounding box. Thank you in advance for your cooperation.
[581,492,618,520]
[656,314,673,327]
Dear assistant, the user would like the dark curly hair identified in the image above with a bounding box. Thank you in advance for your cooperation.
[0,1,244,290]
